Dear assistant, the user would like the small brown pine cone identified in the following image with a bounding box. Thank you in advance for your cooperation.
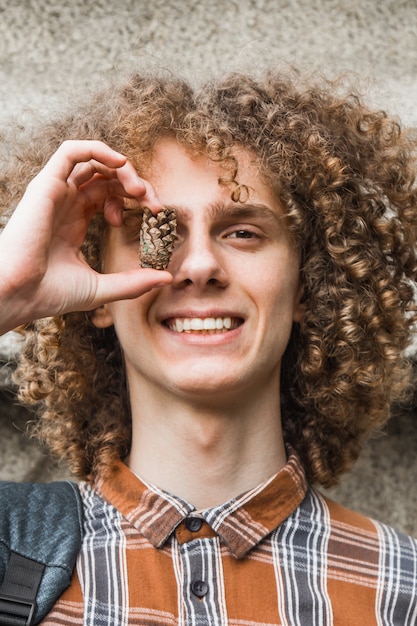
[140,207,177,270]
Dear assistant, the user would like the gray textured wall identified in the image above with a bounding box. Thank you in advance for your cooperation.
[0,0,416,536]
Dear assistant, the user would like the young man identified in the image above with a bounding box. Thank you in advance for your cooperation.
[1,69,416,624]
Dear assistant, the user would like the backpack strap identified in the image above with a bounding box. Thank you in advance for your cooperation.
[0,481,83,625]
[0,552,44,625]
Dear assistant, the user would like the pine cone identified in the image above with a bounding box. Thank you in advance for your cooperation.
[140,207,177,270]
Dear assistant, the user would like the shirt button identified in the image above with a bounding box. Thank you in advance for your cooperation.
[186,516,203,532]
[191,580,209,598]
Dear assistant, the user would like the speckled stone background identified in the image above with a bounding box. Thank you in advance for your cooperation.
[0,0,416,537]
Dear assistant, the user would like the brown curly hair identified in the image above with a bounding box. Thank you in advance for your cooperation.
[3,67,417,486]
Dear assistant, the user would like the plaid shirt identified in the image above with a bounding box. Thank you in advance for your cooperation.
[41,450,417,625]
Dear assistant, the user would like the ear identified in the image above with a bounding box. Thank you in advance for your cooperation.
[91,304,114,328]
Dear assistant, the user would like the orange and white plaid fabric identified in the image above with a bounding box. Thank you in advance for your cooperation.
[42,450,417,625]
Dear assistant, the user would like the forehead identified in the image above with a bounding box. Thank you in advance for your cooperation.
[146,138,278,210]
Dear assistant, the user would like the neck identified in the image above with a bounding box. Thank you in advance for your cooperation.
[126,381,287,509]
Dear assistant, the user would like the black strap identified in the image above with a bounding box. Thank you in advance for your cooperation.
[0,552,45,626]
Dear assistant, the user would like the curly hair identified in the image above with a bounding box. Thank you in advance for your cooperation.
[3,67,417,486]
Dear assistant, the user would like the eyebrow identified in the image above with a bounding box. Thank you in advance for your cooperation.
[164,201,283,225]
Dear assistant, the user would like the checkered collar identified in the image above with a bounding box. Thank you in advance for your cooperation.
[95,448,307,559]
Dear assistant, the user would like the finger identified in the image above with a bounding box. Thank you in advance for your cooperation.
[103,202,124,227]
[79,173,163,227]
[137,178,164,214]
[69,159,141,190]
[81,177,132,206]
[69,161,101,187]
[114,161,163,211]
[72,160,162,212]
[41,140,127,182]
[92,269,173,307]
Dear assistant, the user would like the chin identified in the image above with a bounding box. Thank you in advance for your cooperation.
[169,372,252,404]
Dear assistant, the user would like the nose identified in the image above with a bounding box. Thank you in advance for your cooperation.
[171,231,228,290]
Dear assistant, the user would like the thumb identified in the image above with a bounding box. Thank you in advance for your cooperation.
[92,269,172,307]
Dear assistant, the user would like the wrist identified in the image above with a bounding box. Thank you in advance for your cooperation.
[0,274,39,335]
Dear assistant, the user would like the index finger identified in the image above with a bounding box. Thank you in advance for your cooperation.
[40,140,127,182]
[103,162,163,227]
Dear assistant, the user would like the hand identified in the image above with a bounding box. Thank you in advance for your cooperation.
[0,140,172,335]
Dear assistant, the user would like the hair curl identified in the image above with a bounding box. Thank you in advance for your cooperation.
[3,68,417,486]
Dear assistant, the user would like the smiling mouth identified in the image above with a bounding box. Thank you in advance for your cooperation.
[164,317,243,334]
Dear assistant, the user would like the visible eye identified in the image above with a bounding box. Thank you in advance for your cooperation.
[227,229,258,239]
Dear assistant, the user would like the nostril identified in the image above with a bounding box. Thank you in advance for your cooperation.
[177,277,220,288]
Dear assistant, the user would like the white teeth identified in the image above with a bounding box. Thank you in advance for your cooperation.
[168,317,236,333]
[191,318,204,330]
[203,318,216,330]
[215,317,223,330]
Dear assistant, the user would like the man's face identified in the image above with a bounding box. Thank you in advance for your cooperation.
[100,139,303,405]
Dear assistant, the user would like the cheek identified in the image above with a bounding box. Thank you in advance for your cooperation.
[103,228,140,273]
[108,289,158,342]
[265,255,298,297]
[105,251,139,274]
[263,267,301,325]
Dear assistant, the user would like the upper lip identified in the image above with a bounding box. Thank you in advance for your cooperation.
[160,310,245,322]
